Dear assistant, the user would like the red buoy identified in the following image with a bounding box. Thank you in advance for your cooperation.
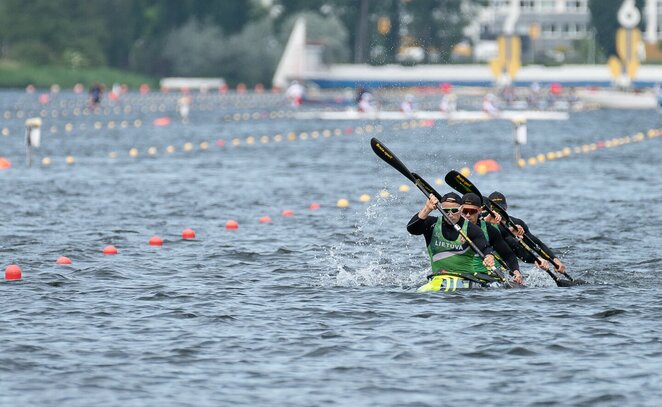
[282,209,294,217]
[149,236,163,246]
[309,202,320,210]
[226,220,239,230]
[182,229,196,240]
[259,216,272,224]
[103,245,118,255]
[5,264,22,280]
[56,256,72,265]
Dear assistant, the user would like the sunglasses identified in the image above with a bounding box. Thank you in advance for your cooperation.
[461,208,479,215]
[442,207,460,213]
[480,211,490,218]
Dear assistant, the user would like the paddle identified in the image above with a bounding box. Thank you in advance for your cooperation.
[370,137,512,287]
[444,170,583,286]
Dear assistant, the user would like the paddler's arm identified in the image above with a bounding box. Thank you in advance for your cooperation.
[488,225,523,284]
[407,214,437,246]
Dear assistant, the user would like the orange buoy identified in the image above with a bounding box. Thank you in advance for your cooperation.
[236,83,246,94]
[182,229,196,240]
[259,216,272,224]
[309,202,320,210]
[56,256,72,265]
[103,245,118,255]
[226,220,239,230]
[5,264,22,280]
[153,117,171,127]
[149,236,163,246]
[473,159,501,175]
[0,157,11,169]
[282,209,294,217]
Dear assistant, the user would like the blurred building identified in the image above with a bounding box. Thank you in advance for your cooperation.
[468,0,662,62]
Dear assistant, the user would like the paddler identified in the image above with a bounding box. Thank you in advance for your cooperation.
[459,193,524,285]
[407,192,498,285]
[488,191,566,274]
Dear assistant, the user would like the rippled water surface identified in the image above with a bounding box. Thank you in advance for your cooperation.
[1,90,661,406]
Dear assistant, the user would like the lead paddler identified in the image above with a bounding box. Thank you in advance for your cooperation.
[407,192,499,291]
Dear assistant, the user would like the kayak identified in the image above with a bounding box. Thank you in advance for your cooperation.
[294,109,569,121]
[415,272,523,292]
[417,274,491,292]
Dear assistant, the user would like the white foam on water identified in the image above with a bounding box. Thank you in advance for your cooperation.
[316,192,428,289]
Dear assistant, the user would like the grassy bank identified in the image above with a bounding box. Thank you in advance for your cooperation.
[0,61,157,89]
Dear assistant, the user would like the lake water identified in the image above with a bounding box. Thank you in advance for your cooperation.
[1,90,661,406]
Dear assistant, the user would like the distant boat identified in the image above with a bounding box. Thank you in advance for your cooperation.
[294,109,569,121]
[576,89,657,109]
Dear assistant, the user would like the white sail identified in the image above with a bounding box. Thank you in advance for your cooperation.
[272,17,306,89]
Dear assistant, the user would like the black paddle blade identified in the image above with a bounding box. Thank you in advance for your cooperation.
[370,138,415,183]
[556,278,587,287]
[444,170,483,201]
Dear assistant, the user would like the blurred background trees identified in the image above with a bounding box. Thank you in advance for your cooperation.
[0,0,647,85]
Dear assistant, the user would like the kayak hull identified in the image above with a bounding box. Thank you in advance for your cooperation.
[417,274,487,292]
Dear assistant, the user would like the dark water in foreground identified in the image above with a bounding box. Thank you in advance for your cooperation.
[1,91,661,406]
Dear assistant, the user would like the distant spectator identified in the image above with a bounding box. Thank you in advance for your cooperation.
[89,82,104,107]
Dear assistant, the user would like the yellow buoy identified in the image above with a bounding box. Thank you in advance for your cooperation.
[379,190,391,199]
[166,145,176,154]
[129,148,139,157]
[183,142,194,151]
[399,184,410,192]
[65,155,75,165]
[147,147,157,155]
[459,167,471,177]
[536,153,546,162]
[359,194,371,203]
[434,177,444,185]
[517,158,526,168]
[200,141,209,150]
[41,157,51,166]
[337,198,350,208]
[527,157,538,166]
[109,151,118,159]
